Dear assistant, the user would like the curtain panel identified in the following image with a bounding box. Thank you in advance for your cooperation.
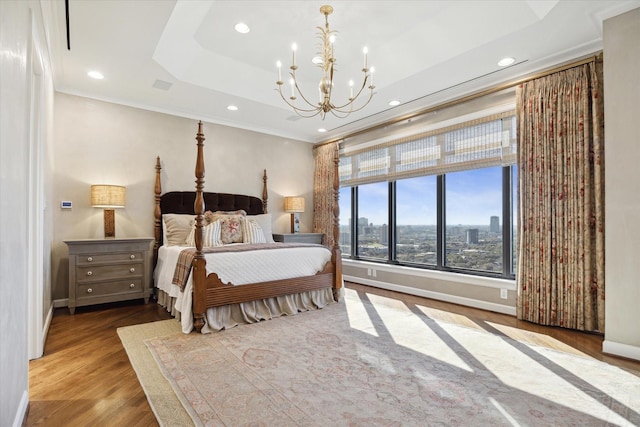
[516,59,605,332]
[313,141,339,248]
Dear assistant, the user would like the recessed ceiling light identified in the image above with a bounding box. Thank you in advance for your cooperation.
[234,22,250,34]
[227,105,238,111]
[88,70,104,80]
[389,100,400,106]
[318,128,327,133]
[497,57,516,67]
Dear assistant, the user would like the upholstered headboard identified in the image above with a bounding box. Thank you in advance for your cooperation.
[160,191,265,216]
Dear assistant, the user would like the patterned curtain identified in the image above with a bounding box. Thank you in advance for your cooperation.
[516,59,605,332]
[313,142,338,248]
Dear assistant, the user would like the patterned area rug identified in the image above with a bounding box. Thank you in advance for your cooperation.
[123,289,640,426]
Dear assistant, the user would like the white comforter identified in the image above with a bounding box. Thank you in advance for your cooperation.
[154,244,333,332]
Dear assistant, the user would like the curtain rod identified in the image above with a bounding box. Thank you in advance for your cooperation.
[313,52,603,150]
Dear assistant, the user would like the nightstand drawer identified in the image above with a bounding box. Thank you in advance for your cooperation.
[76,262,143,282]
[272,233,324,244]
[77,278,143,299]
[76,251,144,265]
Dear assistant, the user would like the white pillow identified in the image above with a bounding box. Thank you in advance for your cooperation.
[246,213,275,243]
[184,219,223,247]
[243,218,267,244]
[162,214,195,246]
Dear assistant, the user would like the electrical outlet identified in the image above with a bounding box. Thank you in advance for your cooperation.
[500,288,508,299]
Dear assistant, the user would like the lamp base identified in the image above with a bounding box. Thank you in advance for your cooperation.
[290,213,300,233]
[104,209,115,238]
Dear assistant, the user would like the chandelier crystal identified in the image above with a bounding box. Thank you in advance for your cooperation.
[276,5,375,120]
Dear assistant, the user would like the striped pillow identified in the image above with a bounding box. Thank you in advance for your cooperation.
[184,219,223,247]
[242,218,266,244]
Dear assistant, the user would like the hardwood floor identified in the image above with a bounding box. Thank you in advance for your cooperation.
[27,283,640,426]
[27,300,171,426]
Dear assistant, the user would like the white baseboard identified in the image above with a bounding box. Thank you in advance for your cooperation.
[602,340,640,362]
[42,303,54,347]
[344,275,517,316]
[12,390,28,427]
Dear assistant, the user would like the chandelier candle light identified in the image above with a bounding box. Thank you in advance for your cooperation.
[276,4,375,119]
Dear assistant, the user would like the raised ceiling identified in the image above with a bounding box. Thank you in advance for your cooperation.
[43,0,640,143]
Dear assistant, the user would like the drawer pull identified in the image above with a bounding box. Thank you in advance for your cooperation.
[87,288,93,293]
[129,283,135,288]
[87,257,93,262]
[86,271,93,276]
[129,267,135,273]
[130,254,136,259]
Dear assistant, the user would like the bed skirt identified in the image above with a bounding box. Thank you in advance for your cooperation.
[156,287,336,333]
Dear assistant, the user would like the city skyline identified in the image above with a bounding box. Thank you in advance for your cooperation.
[341,166,506,226]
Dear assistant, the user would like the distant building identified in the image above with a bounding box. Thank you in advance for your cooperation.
[379,224,388,244]
[490,216,500,233]
[466,228,479,244]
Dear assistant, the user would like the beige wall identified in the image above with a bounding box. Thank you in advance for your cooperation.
[603,7,640,360]
[52,93,314,300]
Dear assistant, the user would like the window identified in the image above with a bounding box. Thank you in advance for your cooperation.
[445,166,503,273]
[396,176,437,265]
[339,109,517,279]
[356,182,388,260]
[338,187,352,255]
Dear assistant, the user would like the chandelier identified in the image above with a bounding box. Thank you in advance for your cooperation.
[275,5,375,120]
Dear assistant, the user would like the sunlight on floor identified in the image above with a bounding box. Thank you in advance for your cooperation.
[343,287,640,426]
[345,288,474,372]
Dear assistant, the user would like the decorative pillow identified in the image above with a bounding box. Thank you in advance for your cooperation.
[184,219,223,247]
[245,213,275,243]
[162,214,195,246]
[204,209,247,224]
[219,215,244,244]
[243,218,266,244]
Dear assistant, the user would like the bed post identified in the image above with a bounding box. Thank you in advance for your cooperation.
[153,156,162,266]
[262,169,268,214]
[192,121,207,332]
[332,145,343,300]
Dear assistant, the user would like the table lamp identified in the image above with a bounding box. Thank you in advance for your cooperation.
[91,184,126,238]
[284,196,305,233]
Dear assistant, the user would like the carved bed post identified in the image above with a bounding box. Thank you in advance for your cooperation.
[262,169,268,214]
[192,121,207,332]
[153,156,162,266]
[332,144,343,299]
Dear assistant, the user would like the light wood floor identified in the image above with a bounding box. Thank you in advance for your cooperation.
[27,283,640,426]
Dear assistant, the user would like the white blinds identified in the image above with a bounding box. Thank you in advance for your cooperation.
[339,111,516,186]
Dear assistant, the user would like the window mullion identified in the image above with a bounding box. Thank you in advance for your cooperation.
[389,181,396,263]
[437,174,445,268]
[502,166,513,277]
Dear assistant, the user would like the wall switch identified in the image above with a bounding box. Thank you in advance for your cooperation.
[60,201,72,209]
[372,269,377,277]
[367,268,371,276]
[500,288,508,299]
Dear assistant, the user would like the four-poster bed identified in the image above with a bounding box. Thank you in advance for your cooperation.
[153,121,342,333]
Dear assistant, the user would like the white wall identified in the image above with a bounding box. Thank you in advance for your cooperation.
[0,0,55,424]
[603,7,640,361]
[52,93,315,300]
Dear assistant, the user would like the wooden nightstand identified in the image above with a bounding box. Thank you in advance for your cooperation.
[272,233,324,244]
[65,238,153,314]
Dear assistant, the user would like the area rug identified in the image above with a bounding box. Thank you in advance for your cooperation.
[120,290,640,426]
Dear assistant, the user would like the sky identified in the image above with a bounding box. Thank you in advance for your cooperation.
[340,166,515,226]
